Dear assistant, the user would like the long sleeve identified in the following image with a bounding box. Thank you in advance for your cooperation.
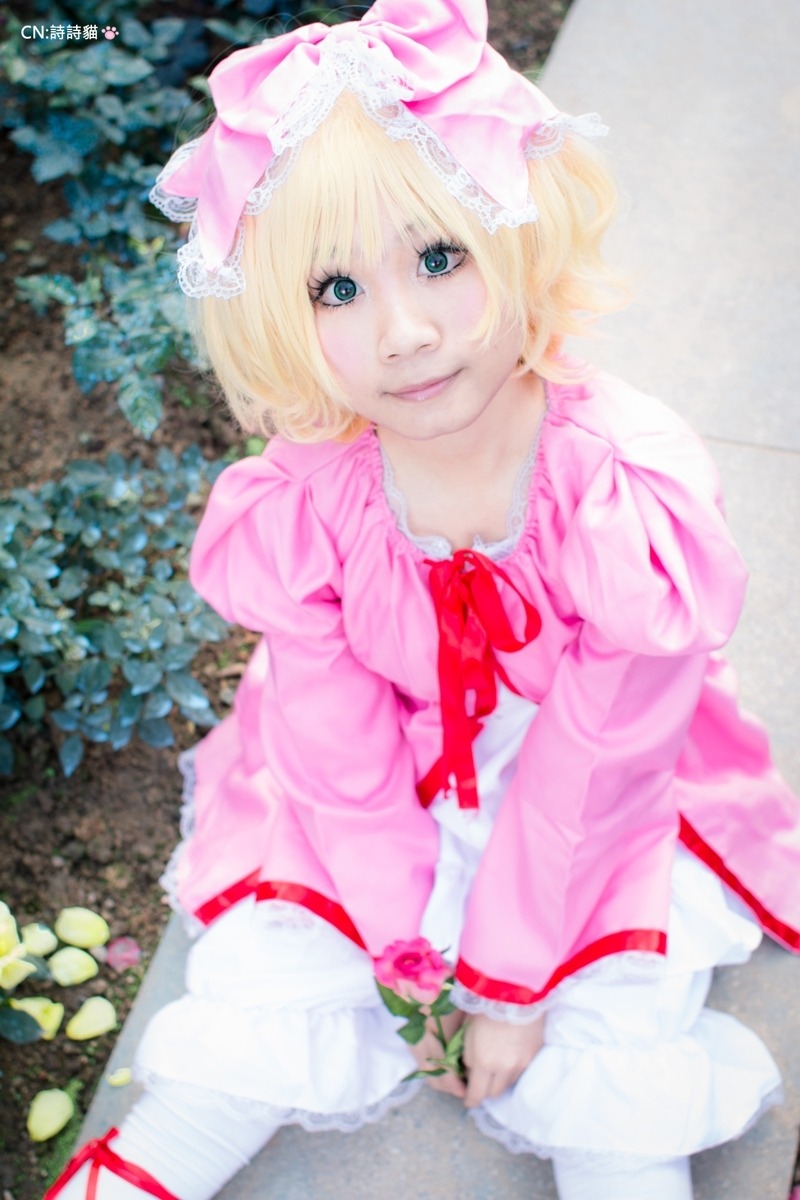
[187,450,439,956]
[456,382,750,1003]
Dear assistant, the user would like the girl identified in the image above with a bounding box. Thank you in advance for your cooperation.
[47,2,800,1198]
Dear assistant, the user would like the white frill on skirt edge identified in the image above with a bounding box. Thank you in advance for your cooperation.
[142,696,783,1157]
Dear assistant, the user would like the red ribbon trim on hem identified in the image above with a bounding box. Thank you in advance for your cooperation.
[255,881,367,949]
[679,815,800,952]
[426,549,542,811]
[43,1127,179,1200]
[194,869,261,925]
[455,928,668,1006]
[193,876,367,950]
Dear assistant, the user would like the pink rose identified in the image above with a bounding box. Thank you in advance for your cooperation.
[374,937,449,1004]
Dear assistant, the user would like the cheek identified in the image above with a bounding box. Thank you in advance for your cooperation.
[316,318,367,383]
[448,269,491,336]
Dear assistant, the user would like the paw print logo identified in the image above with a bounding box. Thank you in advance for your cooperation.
[102,25,118,40]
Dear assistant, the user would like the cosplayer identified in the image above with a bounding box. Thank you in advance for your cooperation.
[47,1,800,1198]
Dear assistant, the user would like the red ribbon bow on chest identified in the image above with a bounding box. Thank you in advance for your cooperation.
[424,548,542,810]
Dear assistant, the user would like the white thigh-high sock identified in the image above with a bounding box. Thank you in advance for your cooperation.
[552,1153,693,1200]
[53,1090,279,1199]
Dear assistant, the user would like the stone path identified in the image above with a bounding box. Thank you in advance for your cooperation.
[78,2,800,1196]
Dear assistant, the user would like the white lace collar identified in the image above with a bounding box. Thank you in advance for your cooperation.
[378,396,547,562]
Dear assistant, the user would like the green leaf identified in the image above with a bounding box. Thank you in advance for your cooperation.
[77,660,112,695]
[0,735,13,776]
[58,734,84,778]
[188,609,228,641]
[118,688,143,727]
[0,649,21,673]
[44,217,81,244]
[122,659,162,695]
[22,662,47,700]
[374,981,419,1019]
[395,1013,428,1045]
[0,1004,42,1045]
[51,709,80,733]
[66,460,108,486]
[164,669,209,711]
[57,566,88,601]
[0,703,21,733]
[118,376,162,439]
[443,1025,466,1061]
[142,688,172,720]
[109,717,133,751]
[101,625,126,659]
[138,717,174,749]
[429,991,456,1017]
[23,696,46,722]
[19,955,52,983]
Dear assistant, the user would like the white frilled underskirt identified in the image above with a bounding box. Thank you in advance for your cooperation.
[140,689,782,1166]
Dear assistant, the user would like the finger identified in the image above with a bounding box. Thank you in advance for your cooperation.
[428,1073,466,1098]
[463,1066,494,1109]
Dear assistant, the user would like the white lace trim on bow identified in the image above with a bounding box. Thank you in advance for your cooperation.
[150,38,607,298]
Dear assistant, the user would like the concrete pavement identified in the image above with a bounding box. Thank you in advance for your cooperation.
[77,2,800,1197]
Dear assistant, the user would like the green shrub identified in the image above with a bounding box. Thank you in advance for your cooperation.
[1,1,347,434]
[0,447,229,777]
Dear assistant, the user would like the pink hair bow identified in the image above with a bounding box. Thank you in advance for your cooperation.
[151,0,606,296]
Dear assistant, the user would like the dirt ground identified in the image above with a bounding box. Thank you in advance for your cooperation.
[0,3,570,1195]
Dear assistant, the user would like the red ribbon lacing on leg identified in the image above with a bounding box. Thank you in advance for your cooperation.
[43,1127,179,1200]
[424,549,542,810]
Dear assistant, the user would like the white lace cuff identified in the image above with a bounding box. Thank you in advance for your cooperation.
[451,982,548,1024]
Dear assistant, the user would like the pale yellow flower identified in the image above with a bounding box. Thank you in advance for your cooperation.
[54,907,110,949]
[10,997,64,1040]
[21,921,59,958]
[27,1088,74,1142]
[0,910,20,956]
[107,1067,132,1087]
[66,996,117,1040]
[48,946,99,986]
[0,912,36,992]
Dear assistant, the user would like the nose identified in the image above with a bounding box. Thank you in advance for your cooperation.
[376,282,441,361]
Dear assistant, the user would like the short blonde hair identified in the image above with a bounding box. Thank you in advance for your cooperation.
[198,92,624,442]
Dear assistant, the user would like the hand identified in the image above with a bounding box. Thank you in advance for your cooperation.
[462,1012,544,1108]
[407,1007,467,1099]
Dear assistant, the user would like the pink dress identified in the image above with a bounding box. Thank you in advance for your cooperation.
[170,368,800,997]
[136,368,798,1163]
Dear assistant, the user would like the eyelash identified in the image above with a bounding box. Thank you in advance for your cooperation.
[309,240,468,309]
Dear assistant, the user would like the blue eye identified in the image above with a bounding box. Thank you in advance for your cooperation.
[418,243,467,278]
[423,249,449,274]
[310,274,360,308]
[332,278,357,302]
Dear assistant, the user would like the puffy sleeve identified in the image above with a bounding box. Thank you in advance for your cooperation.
[554,390,748,656]
[189,448,439,957]
[455,387,750,1006]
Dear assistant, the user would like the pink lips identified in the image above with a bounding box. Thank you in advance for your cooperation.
[389,372,459,402]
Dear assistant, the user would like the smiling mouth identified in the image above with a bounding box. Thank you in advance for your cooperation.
[389,372,460,402]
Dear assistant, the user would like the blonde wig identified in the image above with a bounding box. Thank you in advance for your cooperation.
[198,92,625,442]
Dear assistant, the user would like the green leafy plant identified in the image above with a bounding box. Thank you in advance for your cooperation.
[0,447,229,777]
[1,2,356,434]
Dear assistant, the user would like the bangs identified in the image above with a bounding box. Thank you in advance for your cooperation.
[274,91,484,272]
